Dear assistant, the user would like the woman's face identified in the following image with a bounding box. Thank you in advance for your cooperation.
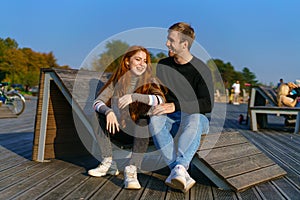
[128,51,147,76]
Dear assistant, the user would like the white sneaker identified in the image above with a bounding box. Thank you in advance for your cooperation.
[124,165,141,189]
[88,158,119,177]
[182,170,196,193]
[165,165,186,190]
[165,165,196,192]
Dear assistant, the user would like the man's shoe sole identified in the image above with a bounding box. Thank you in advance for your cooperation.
[165,176,186,190]
[181,179,196,193]
[88,169,119,177]
[124,182,141,190]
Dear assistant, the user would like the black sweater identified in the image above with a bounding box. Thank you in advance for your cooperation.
[156,56,214,114]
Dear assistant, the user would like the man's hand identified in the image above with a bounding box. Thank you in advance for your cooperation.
[106,111,119,134]
[151,103,175,115]
[118,94,133,109]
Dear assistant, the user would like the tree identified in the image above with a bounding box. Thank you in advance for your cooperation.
[210,58,259,90]
[0,37,18,56]
[0,37,70,87]
[150,52,167,74]
[241,67,258,86]
[91,41,168,74]
[92,40,129,72]
[211,59,236,89]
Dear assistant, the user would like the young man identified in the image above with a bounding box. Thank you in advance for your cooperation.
[149,22,214,192]
[232,80,240,105]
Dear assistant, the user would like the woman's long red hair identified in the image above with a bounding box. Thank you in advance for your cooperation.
[98,45,164,121]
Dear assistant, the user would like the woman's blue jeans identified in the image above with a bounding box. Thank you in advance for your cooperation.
[149,111,209,170]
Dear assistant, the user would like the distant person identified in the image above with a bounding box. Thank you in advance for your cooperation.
[88,46,165,189]
[232,80,240,105]
[276,78,284,91]
[148,22,213,193]
[277,83,300,107]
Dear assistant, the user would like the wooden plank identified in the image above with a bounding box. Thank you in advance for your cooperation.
[0,161,69,199]
[211,187,236,200]
[190,184,213,200]
[39,172,90,200]
[194,131,288,192]
[139,169,168,200]
[227,165,287,191]
[32,70,45,161]
[33,72,92,160]
[254,181,285,199]
[211,153,275,178]
[32,142,89,159]
[271,177,300,198]
[192,157,232,190]
[200,131,248,150]
[190,164,217,199]
[241,131,300,189]
[34,129,82,145]
[0,160,39,181]
[237,187,262,199]
[34,115,77,129]
[0,149,32,171]
[198,143,262,165]
[0,160,60,193]
[0,105,18,118]
[114,173,152,200]
[88,175,124,200]
[14,165,82,199]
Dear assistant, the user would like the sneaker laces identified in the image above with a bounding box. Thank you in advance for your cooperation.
[126,165,137,179]
[174,165,185,175]
[97,160,112,170]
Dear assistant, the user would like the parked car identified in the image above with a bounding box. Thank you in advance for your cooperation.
[11,84,24,91]
[29,86,39,96]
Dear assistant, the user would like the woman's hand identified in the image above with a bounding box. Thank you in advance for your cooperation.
[118,94,133,109]
[288,82,298,89]
[151,103,175,115]
[106,111,119,134]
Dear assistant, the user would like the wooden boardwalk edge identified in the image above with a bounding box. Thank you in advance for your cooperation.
[193,131,287,192]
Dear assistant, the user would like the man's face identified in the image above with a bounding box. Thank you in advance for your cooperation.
[166,31,185,57]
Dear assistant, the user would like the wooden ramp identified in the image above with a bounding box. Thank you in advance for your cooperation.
[33,68,287,192]
[0,105,18,118]
[32,68,104,161]
[192,131,286,191]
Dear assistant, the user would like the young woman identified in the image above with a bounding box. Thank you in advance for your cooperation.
[277,83,300,107]
[88,45,165,189]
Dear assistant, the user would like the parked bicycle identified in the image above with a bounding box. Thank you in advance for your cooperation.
[0,82,26,115]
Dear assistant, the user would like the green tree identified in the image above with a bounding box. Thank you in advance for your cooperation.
[91,41,168,74]
[211,58,259,90]
[241,67,258,86]
[92,40,129,72]
[212,59,236,89]
[0,37,70,88]
[0,37,18,56]
[151,52,167,74]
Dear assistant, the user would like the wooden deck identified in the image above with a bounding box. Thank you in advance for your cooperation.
[0,104,17,118]
[1,99,300,199]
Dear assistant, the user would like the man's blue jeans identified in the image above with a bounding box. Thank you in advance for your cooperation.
[149,111,209,170]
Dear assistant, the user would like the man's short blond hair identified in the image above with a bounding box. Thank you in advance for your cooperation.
[168,22,195,50]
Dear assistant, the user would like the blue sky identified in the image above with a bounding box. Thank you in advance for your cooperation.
[1,0,299,85]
